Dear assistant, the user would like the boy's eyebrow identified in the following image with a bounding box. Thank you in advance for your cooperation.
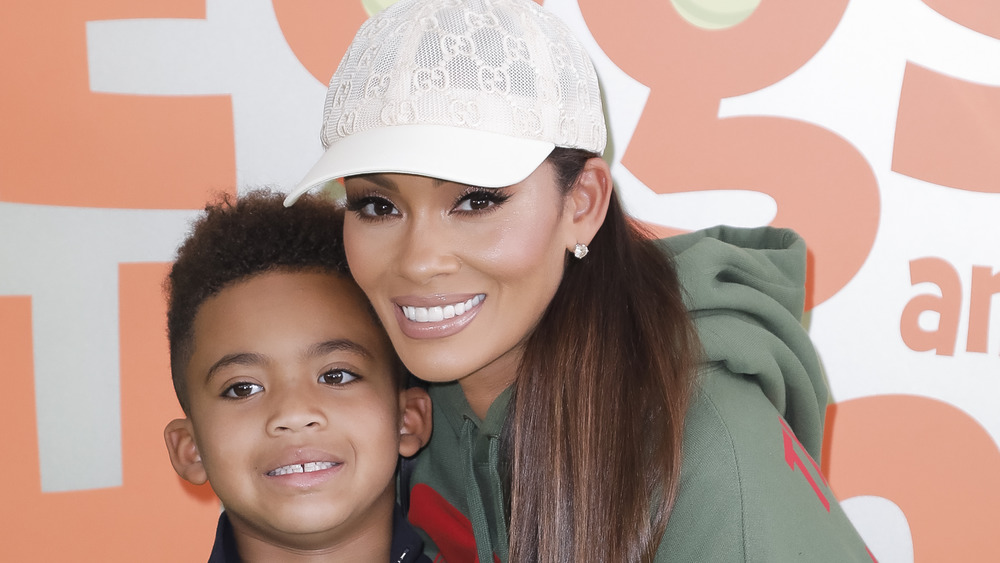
[205,352,266,383]
[308,339,372,360]
[203,340,372,382]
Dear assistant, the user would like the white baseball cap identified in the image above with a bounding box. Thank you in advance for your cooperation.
[285,0,607,206]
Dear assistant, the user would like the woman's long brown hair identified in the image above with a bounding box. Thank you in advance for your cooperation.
[506,148,700,562]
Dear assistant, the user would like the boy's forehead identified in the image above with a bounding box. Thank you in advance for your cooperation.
[186,270,397,380]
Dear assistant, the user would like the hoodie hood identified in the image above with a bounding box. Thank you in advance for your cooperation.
[658,225,827,461]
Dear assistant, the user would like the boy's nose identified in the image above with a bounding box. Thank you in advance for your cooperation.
[267,386,327,434]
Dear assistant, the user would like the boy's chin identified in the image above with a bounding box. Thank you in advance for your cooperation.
[230,486,397,550]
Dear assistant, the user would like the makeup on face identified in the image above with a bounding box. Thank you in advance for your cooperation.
[343,163,574,411]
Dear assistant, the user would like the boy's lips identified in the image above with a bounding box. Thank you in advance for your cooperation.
[393,294,485,339]
[267,461,340,476]
[264,448,342,477]
[264,451,343,489]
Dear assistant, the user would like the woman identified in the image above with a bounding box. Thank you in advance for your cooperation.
[285,0,872,561]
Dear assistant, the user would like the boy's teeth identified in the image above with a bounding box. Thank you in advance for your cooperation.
[268,461,337,476]
[403,294,483,323]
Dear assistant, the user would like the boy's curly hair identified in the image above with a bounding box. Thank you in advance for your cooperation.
[165,189,353,414]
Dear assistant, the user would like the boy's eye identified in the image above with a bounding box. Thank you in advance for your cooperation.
[222,382,263,398]
[318,369,359,386]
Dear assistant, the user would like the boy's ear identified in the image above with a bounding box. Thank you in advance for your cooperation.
[564,156,613,251]
[164,418,208,486]
[398,387,432,458]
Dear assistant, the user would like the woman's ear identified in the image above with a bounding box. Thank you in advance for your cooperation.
[164,418,208,486]
[565,157,613,249]
[398,387,432,458]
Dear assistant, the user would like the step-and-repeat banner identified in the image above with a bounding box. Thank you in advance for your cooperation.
[2,0,998,560]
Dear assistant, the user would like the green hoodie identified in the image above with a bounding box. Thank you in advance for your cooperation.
[404,226,873,562]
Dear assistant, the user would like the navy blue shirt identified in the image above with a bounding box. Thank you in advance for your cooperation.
[207,505,430,562]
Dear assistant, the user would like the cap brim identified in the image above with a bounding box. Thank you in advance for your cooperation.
[284,124,555,206]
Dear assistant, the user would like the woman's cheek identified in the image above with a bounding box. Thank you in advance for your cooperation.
[343,224,385,294]
[485,219,559,270]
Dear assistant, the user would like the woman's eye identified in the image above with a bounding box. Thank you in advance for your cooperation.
[365,198,398,216]
[454,189,508,212]
[222,382,263,398]
[318,369,359,386]
[347,195,399,218]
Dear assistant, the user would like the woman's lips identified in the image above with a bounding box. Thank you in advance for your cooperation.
[394,294,485,339]
[400,294,484,322]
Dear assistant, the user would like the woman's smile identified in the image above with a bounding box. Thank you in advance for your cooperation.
[400,294,484,323]
[393,294,486,340]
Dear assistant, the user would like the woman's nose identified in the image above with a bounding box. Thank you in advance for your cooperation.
[396,216,462,284]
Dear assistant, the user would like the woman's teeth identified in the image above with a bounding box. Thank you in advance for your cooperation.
[402,294,484,323]
[268,461,337,476]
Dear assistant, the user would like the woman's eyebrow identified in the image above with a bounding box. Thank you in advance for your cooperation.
[354,174,449,189]
[354,174,398,191]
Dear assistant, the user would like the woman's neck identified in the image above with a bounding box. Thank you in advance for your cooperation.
[458,348,521,420]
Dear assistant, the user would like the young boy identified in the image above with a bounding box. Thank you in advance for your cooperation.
[162,190,432,562]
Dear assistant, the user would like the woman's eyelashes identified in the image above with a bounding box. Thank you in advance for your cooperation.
[452,187,511,214]
[345,185,512,220]
[345,193,398,220]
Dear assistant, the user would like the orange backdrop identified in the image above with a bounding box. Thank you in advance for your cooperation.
[2,0,999,560]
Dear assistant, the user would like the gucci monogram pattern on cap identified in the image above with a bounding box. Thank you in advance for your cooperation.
[321,0,606,154]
